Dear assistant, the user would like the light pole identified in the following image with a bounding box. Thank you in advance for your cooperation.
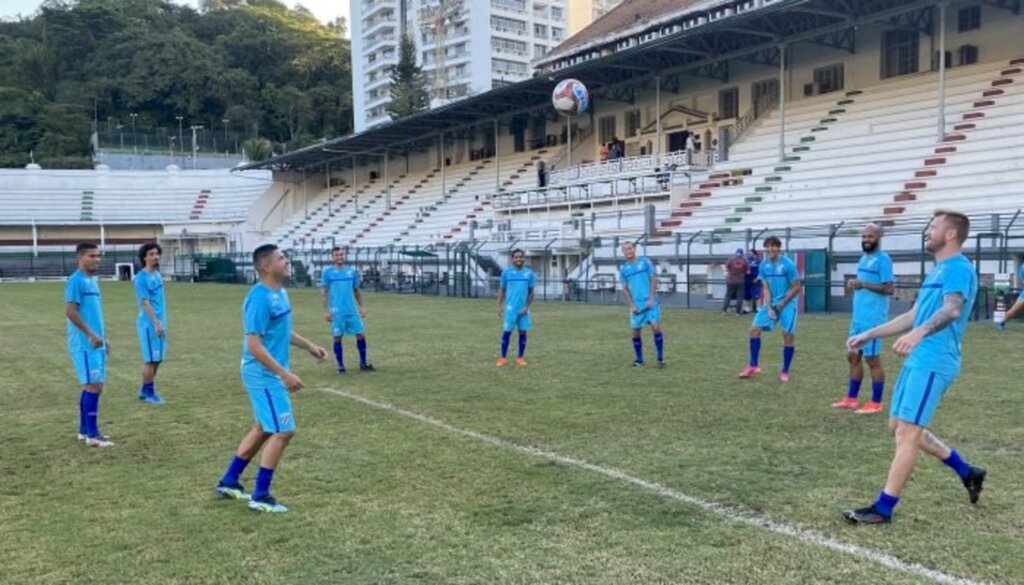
[176,116,184,159]
[168,136,176,165]
[117,124,125,152]
[222,118,230,154]
[190,125,204,170]
[129,113,139,155]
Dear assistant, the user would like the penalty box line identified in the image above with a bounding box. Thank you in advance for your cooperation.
[320,387,988,585]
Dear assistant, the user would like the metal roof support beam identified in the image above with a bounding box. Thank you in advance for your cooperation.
[980,0,1021,14]
[684,60,730,82]
[806,27,856,53]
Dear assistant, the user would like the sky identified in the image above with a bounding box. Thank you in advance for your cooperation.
[1,0,350,36]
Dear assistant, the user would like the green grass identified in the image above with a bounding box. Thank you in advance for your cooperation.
[1,282,1022,584]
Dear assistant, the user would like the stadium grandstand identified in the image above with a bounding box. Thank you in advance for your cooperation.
[2,0,1022,309]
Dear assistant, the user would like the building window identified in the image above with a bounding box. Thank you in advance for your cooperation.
[598,115,616,145]
[718,87,739,119]
[625,110,641,137]
[492,37,528,56]
[813,63,844,94]
[958,6,981,32]
[551,27,563,41]
[491,16,527,34]
[551,7,563,20]
[881,30,919,79]
[534,24,548,39]
[534,44,549,58]
[492,58,529,77]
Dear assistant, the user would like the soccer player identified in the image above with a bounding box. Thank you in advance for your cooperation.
[843,210,985,524]
[65,242,113,447]
[134,242,167,405]
[496,248,535,366]
[996,263,1024,329]
[831,224,894,414]
[215,244,328,513]
[619,241,664,367]
[321,247,374,373]
[738,236,802,382]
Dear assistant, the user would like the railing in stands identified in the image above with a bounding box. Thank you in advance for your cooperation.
[727,92,778,149]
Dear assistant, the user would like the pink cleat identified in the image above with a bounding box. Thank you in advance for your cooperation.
[779,372,790,383]
[738,366,761,379]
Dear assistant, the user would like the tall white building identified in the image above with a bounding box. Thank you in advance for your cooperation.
[351,0,569,132]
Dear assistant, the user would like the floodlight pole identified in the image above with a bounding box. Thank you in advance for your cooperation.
[326,162,332,216]
[937,1,948,141]
[384,148,390,210]
[351,155,357,209]
[778,43,786,162]
[440,132,446,199]
[655,76,662,159]
[567,117,573,170]
[302,168,308,218]
[494,118,500,193]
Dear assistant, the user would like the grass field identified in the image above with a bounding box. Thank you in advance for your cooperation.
[1,282,1022,584]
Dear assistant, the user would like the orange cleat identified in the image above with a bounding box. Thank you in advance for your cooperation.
[495,357,507,367]
[738,366,761,379]
[855,401,884,415]
[831,397,859,410]
[779,372,790,383]
[515,357,527,366]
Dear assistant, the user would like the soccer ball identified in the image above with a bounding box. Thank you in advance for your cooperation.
[552,79,589,117]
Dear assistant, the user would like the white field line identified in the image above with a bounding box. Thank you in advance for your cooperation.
[321,387,989,585]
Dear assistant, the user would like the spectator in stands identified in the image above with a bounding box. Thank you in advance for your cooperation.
[743,248,762,313]
[722,248,749,315]
[537,161,547,188]
[600,143,609,161]
[685,132,696,163]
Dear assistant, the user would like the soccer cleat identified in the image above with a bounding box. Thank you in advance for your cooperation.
[143,392,166,406]
[85,435,114,448]
[831,397,859,410]
[779,372,790,383]
[842,504,891,524]
[248,495,288,514]
[656,360,666,369]
[215,481,251,501]
[515,357,527,366]
[737,366,761,378]
[337,368,346,374]
[996,321,1007,330]
[632,360,644,367]
[359,364,376,372]
[495,357,507,367]
[962,466,986,504]
[855,401,883,415]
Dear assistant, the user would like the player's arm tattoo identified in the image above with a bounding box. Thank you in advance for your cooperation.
[918,293,965,335]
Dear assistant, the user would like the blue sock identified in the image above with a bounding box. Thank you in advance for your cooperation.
[500,331,512,358]
[782,346,795,373]
[253,466,275,500]
[140,381,155,397]
[874,491,899,517]
[332,340,344,370]
[82,391,100,438]
[78,390,88,435]
[847,378,862,399]
[943,449,971,480]
[357,337,368,367]
[632,337,643,363]
[220,455,251,486]
[749,338,761,367]
[871,380,885,403]
[653,332,664,362]
[518,333,527,358]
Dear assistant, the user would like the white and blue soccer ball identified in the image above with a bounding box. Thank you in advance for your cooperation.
[552,79,589,117]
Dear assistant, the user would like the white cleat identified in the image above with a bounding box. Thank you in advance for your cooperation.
[85,435,115,448]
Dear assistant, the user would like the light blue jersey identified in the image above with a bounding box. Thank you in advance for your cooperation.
[322,265,361,315]
[1019,264,1024,302]
[852,251,894,326]
[501,267,536,314]
[241,283,292,381]
[65,270,105,352]
[758,256,801,306]
[905,254,977,376]
[134,269,167,326]
[619,257,657,309]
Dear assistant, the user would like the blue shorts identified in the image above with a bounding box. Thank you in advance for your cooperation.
[503,310,532,332]
[70,348,106,385]
[890,365,955,427]
[332,313,365,337]
[137,324,167,363]
[848,321,883,357]
[630,304,661,329]
[243,373,296,433]
[744,280,761,301]
[752,303,797,334]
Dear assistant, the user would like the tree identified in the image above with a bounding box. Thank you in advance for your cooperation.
[387,33,429,120]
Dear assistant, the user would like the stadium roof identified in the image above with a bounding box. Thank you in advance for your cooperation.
[238,0,944,173]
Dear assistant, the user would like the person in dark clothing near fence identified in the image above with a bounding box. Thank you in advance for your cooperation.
[723,248,749,315]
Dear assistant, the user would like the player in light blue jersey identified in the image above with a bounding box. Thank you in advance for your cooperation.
[996,263,1024,329]
[133,242,167,405]
[65,243,114,447]
[618,241,664,367]
[844,210,985,524]
[216,244,328,514]
[832,225,894,414]
[320,247,374,373]
[496,249,535,366]
[739,236,802,382]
